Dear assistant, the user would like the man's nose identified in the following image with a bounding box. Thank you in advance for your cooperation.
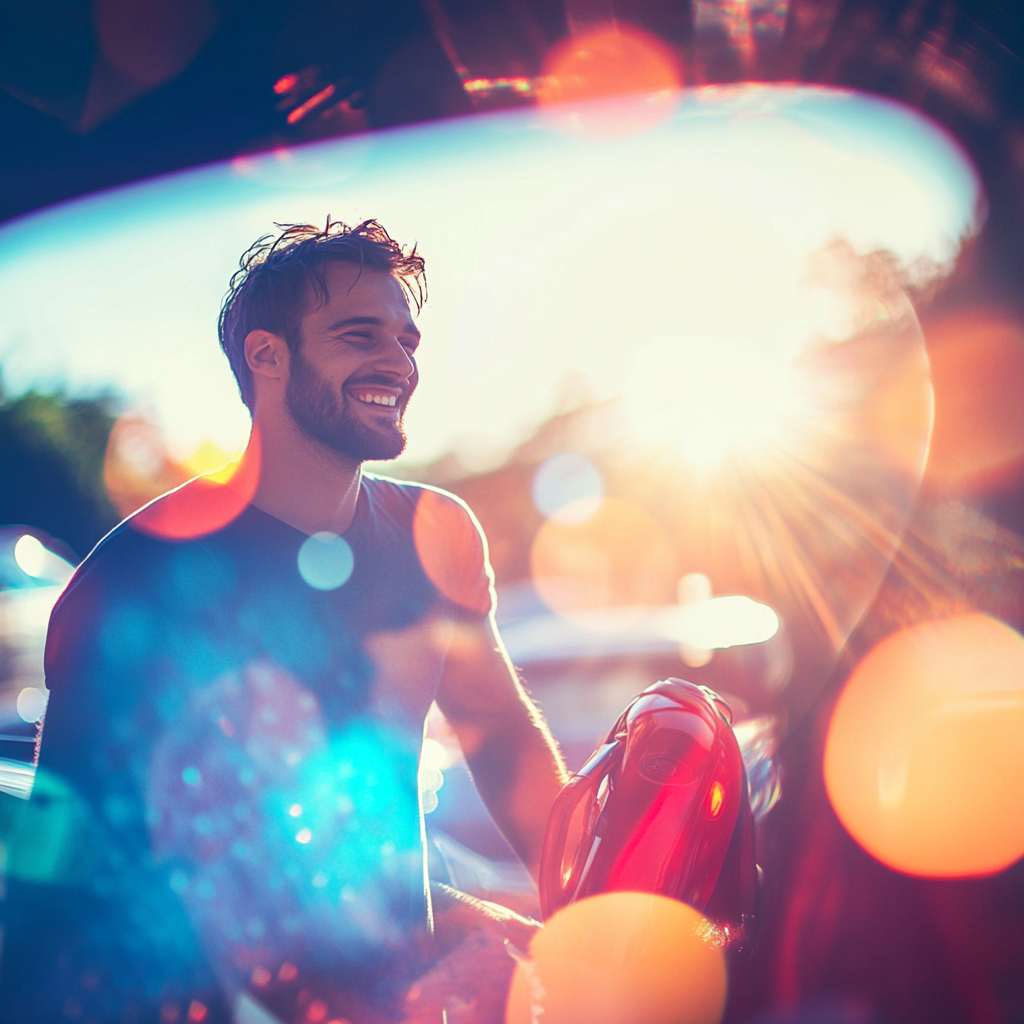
[375,336,416,379]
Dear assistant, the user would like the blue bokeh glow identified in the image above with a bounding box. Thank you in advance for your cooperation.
[532,452,605,523]
[297,532,355,591]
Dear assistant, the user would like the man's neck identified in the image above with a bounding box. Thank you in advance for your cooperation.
[245,417,364,536]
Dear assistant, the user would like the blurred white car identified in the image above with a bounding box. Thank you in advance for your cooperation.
[0,528,74,799]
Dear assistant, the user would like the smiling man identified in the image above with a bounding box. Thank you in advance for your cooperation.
[5,220,567,1024]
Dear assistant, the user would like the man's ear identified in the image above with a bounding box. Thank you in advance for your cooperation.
[245,329,290,381]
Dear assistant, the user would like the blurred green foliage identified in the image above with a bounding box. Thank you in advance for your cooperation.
[0,385,120,561]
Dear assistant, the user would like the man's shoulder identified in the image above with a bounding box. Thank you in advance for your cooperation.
[48,518,159,624]
[43,518,158,685]
[362,472,465,503]
[363,474,494,615]
[51,476,240,620]
[63,516,151,582]
[362,473,479,523]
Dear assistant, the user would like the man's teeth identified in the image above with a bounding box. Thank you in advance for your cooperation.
[357,394,397,407]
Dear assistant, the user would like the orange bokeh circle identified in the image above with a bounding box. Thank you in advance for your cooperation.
[128,430,261,541]
[104,414,187,521]
[539,24,681,104]
[530,498,677,617]
[824,613,1024,877]
[925,314,1024,490]
[413,488,494,615]
[537,24,682,137]
[506,891,727,1024]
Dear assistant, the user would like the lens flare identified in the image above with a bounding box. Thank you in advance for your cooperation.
[533,452,605,523]
[186,999,208,1022]
[540,24,681,102]
[128,429,260,541]
[104,414,182,519]
[418,737,445,815]
[419,737,447,771]
[925,314,1024,490]
[94,0,217,88]
[412,488,494,614]
[530,499,677,617]
[505,891,726,1024]
[147,663,423,996]
[297,532,354,591]
[13,534,46,577]
[16,686,48,723]
[181,438,246,478]
[824,614,1024,877]
[537,24,681,136]
[625,335,795,465]
[656,596,780,649]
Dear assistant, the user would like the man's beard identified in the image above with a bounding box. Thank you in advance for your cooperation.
[285,346,409,462]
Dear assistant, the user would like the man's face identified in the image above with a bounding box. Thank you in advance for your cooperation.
[285,263,420,461]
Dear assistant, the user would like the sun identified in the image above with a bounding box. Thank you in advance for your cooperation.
[624,334,796,465]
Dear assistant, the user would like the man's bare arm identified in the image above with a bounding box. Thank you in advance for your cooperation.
[434,614,569,881]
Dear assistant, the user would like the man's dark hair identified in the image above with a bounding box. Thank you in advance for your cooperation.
[219,218,427,410]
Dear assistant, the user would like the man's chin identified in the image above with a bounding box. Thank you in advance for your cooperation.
[313,420,407,462]
[349,431,407,463]
[285,367,409,462]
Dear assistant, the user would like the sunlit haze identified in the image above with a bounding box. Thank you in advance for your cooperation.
[626,334,796,464]
[0,85,979,472]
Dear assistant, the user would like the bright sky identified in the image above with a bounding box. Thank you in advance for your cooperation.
[0,84,980,470]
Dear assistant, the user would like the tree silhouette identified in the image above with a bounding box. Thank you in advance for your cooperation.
[0,386,119,561]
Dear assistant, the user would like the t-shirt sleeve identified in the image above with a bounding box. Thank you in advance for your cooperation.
[44,565,96,694]
[40,560,104,772]
[411,487,496,618]
[40,533,156,791]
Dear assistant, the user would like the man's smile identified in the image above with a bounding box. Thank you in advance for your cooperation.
[347,385,404,410]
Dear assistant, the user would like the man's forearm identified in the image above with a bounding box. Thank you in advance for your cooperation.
[435,616,569,880]
[462,698,568,880]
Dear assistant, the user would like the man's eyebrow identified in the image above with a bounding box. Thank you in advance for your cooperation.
[326,315,421,339]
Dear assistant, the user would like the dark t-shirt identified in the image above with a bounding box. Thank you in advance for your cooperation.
[0,474,495,1024]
